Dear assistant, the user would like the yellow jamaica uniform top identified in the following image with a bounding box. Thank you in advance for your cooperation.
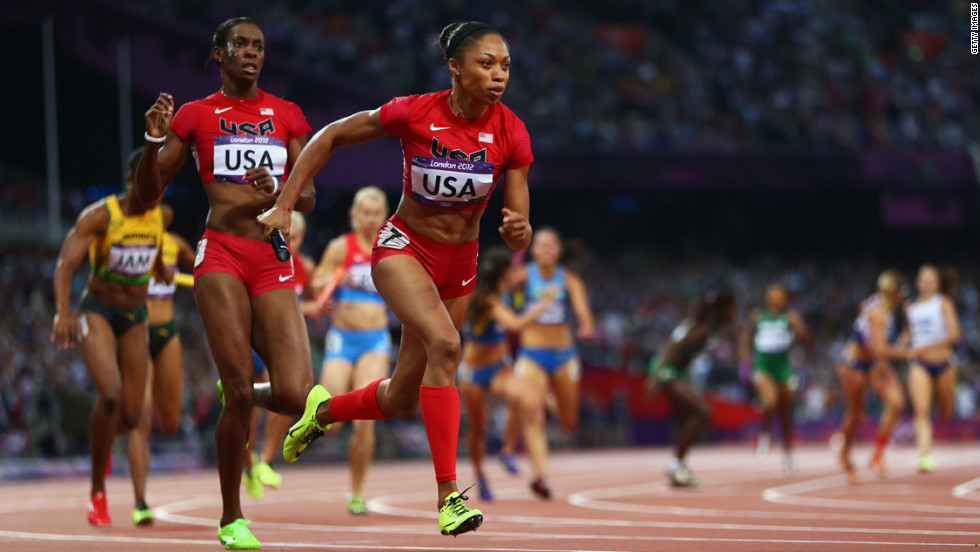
[147,232,179,298]
[88,195,164,285]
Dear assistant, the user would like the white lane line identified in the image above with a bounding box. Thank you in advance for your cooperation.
[568,480,979,525]
[366,493,975,536]
[763,472,980,514]
[952,477,980,500]
[0,528,975,549]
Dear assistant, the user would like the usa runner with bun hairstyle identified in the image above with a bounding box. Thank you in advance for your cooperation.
[259,20,533,536]
[136,16,316,549]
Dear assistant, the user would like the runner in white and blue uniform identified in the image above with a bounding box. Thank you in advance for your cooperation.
[906,265,961,473]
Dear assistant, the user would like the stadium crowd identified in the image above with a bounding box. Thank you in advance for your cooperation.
[130,0,979,152]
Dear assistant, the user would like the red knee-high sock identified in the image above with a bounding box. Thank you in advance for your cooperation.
[873,434,888,458]
[328,378,388,422]
[419,385,459,484]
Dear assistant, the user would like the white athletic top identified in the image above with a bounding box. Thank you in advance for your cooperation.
[908,294,949,348]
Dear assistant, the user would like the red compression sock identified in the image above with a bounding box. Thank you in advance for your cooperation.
[328,378,388,422]
[419,386,460,483]
[873,434,888,457]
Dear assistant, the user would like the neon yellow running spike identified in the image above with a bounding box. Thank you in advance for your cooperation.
[917,454,936,473]
[132,506,154,526]
[218,518,261,550]
[251,459,282,489]
[347,493,368,515]
[283,385,331,463]
[242,469,264,499]
[439,488,483,536]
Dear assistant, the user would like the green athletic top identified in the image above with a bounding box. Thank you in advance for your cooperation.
[751,310,795,384]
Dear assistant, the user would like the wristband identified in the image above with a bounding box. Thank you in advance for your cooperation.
[271,175,279,194]
[144,131,165,144]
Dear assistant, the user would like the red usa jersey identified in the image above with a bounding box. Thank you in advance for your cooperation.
[170,89,311,185]
[380,89,532,211]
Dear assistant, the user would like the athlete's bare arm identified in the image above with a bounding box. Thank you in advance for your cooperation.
[869,307,908,361]
[172,233,197,270]
[285,134,314,213]
[51,203,110,349]
[499,165,531,250]
[311,235,348,294]
[788,309,813,348]
[260,109,387,238]
[137,93,188,205]
[487,290,553,332]
[565,271,594,339]
[738,310,758,365]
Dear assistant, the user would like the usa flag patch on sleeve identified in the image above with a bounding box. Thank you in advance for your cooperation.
[478,132,493,144]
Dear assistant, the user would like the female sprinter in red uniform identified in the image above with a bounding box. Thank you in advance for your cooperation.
[258,21,533,536]
[310,186,391,514]
[137,17,316,549]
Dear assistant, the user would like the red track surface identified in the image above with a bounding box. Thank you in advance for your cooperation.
[1,444,977,551]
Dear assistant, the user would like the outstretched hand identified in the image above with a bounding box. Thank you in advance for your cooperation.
[499,207,530,249]
[145,93,174,140]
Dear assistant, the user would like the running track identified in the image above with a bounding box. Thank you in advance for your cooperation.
[1,444,976,551]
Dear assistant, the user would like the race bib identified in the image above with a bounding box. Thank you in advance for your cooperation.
[348,262,377,293]
[755,321,793,353]
[107,244,158,277]
[410,156,494,208]
[213,135,287,183]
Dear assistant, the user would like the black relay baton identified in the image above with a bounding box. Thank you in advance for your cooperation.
[269,229,290,262]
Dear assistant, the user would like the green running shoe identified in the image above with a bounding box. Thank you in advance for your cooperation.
[217,518,261,550]
[438,488,483,536]
[242,469,264,499]
[917,454,936,473]
[132,506,154,526]
[347,493,368,515]
[252,460,282,489]
[282,385,331,463]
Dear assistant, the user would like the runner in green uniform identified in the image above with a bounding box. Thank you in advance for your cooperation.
[738,283,811,475]
[646,290,736,488]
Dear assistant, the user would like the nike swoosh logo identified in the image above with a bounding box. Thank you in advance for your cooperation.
[279,274,294,282]
[215,107,233,114]
[462,275,477,287]
[430,123,451,131]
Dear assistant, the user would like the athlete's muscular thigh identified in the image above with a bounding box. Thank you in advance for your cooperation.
[194,272,254,400]
[115,322,151,427]
[372,255,460,385]
[79,313,122,399]
[251,288,313,411]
